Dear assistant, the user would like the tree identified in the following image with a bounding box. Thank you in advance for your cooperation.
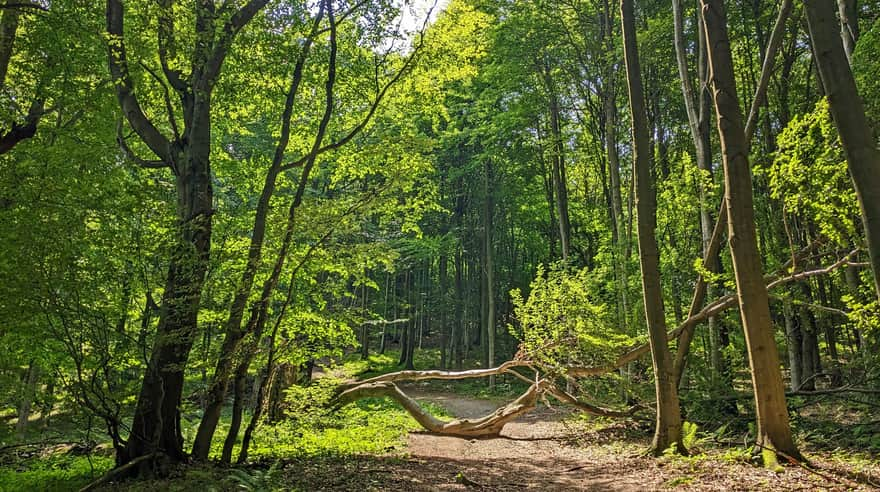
[700,0,802,466]
[620,0,683,455]
[106,0,270,471]
[804,0,880,302]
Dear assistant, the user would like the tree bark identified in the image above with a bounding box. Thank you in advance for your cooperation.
[621,0,684,455]
[805,0,880,302]
[783,298,803,392]
[16,361,38,438]
[483,160,495,389]
[108,0,270,470]
[837,0,858,64]
[543,63,572,262]
[701,0,803,465]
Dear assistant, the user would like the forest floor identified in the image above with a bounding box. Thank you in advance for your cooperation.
[4,353,878,491]
[276,385,880,491]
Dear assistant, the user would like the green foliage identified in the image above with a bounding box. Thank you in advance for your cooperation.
[229,461,283,492]
[510,263,640,369]
[0,454,113,492]
[243,375,447,461]
[765,98,859,245]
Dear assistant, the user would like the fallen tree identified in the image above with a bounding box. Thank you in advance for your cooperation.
[331,248,860,438]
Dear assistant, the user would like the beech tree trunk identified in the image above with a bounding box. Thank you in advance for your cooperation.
[701,0,802,465]
[621,0,684,455]
[543,63,572,262]
[805,0,880,302]
[16,361,38,438]
[483,160,495,388]
[107,0,270,471]
[783,298,803,392]
[837,0,858,63]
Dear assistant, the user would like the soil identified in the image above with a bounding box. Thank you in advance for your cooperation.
[281,386,880,491]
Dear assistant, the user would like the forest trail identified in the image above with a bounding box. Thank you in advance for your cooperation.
[400,388,650,491]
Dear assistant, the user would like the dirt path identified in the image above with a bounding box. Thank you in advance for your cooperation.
[400,389,652,491]
[280,386,877,490]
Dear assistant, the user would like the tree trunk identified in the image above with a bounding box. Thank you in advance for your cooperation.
[123,146,213,469]
[701,0,802,466]
[453,248,464,371]
[220,366,247,463]
[544,65,572,262]
[621,0,684,455]
[0,6,20,89]
[439,254,449,369]
[837,0,858,63]
[16,361,38,439]
[805,0,880,302]
[483,160,495,388]
[783,298,803,392]
[108,0,269,471]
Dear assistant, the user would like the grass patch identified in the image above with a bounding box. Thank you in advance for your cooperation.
[0,454,113,492]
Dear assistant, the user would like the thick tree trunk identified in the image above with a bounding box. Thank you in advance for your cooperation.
[124,147,214,469]
[701,0,802,466]
[621,0,684,455]
[108,0,269,471]
[0,6,20,89]
[805,0,880,302]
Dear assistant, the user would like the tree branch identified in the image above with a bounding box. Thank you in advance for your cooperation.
[106,0,173,163]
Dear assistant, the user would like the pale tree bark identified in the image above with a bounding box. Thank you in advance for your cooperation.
[16,361,38,438]
[837,0,858,64]
[701,0,803,466]
[671,0,792,386]
[805,0,880,302]
[542,62,572,262]
[621,0,684,455]
[483,160,496,389]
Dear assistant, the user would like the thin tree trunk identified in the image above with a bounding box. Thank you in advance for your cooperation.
[621,0,684,455]
[837,0,858,63]
[544,64,572,262]
[453,248,464,371]
[484,160,495,389]
[784,298,803,392]
[16,361,38,438]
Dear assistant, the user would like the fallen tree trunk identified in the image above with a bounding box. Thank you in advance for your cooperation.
[332,249,857,438]
[334,381,543,438]
[333,362,644,437]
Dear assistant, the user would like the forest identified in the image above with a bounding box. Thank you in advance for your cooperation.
[0,0,879,490]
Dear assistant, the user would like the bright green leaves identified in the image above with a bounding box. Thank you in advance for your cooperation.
[510,263,639,370]
[765,98,859,245]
